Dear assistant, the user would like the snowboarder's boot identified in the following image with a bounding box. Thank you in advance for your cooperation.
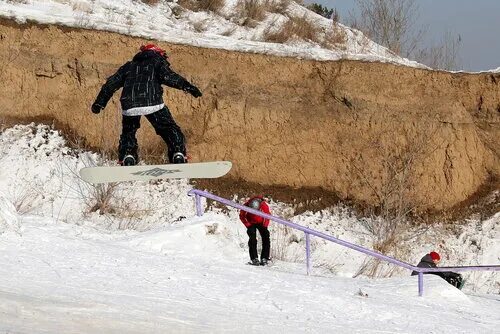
[249,258,260,266]
[172,152,187,164]
[260,258,269,266]
[122,155,137,166]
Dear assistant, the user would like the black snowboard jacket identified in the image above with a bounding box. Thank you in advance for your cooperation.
[411,254,461,281]
[93,50,197,111]
[411,254,437,276]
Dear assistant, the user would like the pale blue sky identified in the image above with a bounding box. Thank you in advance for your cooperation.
[305,0,500,71]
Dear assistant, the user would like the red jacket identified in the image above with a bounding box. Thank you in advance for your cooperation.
[239,196,271,228]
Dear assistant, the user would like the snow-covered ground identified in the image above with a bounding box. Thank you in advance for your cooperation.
[0,0,425,67]
[0,123,499,333]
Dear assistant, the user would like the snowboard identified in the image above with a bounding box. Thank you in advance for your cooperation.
[79,161,232,184]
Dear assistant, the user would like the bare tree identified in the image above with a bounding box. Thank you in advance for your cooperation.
[348,0,462,70]
[343,128,439,277]
[348,0,423,56]
[415,31,462,70]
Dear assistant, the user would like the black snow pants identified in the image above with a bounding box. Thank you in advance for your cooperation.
[247,224,270,261]
[119,107,186,163]
[440,272,464,289]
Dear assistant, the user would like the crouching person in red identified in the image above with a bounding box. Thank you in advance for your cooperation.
[240,195,271,266]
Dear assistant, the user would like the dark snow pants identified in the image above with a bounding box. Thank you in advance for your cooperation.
[247,224,270,261]
[441,272,464,289]
[411,271,464,290]
[119,107,186,163]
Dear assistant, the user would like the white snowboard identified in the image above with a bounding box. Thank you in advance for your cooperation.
[79,161,232,184]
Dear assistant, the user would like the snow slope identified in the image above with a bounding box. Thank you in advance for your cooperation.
[0,123,499,333]
[0,0,424,67]
[0,213,499,333]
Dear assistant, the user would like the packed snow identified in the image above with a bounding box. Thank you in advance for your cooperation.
[0,123,498,333]
[0,0,426,68]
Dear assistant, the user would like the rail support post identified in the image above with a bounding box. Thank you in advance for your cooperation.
[195,194,203,217]
[418,272,424,297]
[306,233,311,276]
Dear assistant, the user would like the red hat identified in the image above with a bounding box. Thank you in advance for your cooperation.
[429,251,440,261]
[140,44,167,57]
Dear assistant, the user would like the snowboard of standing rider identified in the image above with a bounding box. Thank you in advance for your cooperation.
[91,44,202,166]
[240,195,271,266]
[411,251,465,289]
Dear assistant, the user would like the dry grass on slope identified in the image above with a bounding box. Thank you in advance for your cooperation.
[235,0,290,27]
[139,0,161,6]
[263,14,346,48]
[178,0,226,14]
[263,15,320,43]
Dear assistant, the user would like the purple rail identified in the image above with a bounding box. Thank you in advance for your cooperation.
[188,189,500,296]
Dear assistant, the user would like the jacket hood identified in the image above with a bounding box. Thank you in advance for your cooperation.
[420,254,436,266]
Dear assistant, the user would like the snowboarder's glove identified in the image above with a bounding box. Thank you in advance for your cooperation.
[91,103,104,114]
[184,85,202,98]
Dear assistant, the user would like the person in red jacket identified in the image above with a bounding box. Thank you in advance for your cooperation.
[240,195,271,266]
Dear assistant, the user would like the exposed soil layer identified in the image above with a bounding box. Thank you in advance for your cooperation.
[1,19,499,212]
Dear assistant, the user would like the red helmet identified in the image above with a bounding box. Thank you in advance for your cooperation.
[429,251,441,261]
[140,44,167,57]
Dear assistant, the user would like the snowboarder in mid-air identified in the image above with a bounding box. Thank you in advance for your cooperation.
[411,251,465,289]
[91,43,202,166]
[240,195,272,266]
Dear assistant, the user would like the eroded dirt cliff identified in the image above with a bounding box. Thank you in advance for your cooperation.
[0,19,498,211]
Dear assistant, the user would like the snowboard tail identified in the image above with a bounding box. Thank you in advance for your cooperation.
[79,161,232,184]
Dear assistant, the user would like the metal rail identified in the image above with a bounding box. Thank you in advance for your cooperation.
[188,189,500,296]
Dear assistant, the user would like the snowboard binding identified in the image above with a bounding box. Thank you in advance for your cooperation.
[171,152,187,164]
[121,155,137,166]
